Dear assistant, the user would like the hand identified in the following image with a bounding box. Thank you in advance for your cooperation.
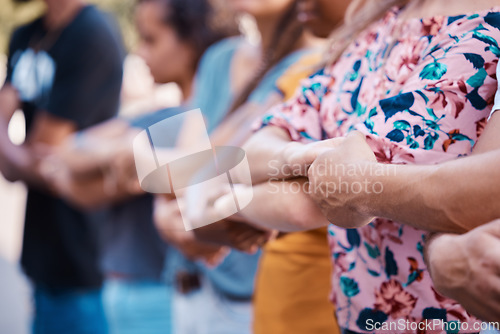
[307,131,377,228]
[426,220,500,322]
[154,196,227,265]
[193,214,276,254]
[277,137,344,178]
[190,185,277,254]
[106,148,143,195]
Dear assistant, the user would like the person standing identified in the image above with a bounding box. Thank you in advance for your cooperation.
[0,0,124,333]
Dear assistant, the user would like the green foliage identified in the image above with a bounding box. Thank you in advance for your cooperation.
[0,0,137,54]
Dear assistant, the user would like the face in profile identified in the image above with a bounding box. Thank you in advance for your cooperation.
[135,0,196,84]
[298,0,351,37]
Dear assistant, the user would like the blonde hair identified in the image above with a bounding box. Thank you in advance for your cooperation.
[325,0,413,65]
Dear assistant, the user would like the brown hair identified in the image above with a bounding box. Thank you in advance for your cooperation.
[138,0,238,66]
[325,0,413,66]
[228,0,304,114]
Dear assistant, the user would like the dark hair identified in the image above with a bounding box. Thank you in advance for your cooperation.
[139,0,237,65]
[228,0,303,114]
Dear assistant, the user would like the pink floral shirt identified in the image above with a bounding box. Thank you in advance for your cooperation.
[259,7,500,333]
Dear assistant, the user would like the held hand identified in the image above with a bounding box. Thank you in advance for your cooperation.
[278,137,344,178]
[153,196,225,263]
[193,215,276,254]
[191,186,277,254]
[187,184,274,254]
[307,131,377,228]
[426,220,500,322]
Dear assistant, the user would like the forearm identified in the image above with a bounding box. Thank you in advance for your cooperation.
[242,126,295,185]
[0,117,46,186]
[358,152,500,232]
[54,173,141,210]
[240,178,329,232]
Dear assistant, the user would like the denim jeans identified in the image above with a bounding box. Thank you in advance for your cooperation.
[173,277,252,334]
[103,279,172,334]
[33,286,108,334]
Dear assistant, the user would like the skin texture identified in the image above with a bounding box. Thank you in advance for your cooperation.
[426,220,500,322]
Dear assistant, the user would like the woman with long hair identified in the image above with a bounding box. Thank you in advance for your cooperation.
[152,1,324,333]
[209,0,500,332]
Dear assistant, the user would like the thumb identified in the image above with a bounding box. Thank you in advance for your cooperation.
[311,137,344,151]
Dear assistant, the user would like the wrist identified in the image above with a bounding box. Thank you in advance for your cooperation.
[351,162,392,218]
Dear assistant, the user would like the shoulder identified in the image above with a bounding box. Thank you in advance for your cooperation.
[65,6,124,53]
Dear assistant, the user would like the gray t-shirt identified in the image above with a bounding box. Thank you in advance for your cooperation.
[100,106,186,280]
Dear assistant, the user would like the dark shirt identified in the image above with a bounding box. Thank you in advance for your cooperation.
[100,107,187,281]
[5,5,125,289]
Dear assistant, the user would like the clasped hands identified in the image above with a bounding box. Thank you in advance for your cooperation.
[154,131,377,262]
[277,131,378,229]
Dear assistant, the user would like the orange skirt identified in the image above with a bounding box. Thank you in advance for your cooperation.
[253,228,340,334]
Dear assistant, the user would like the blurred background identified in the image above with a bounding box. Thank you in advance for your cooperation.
[0,0,183,263]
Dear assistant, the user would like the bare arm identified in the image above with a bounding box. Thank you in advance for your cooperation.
[40,119,144,210]
[242,125,344,185]
[306,121,500,233]
[425,219,500,322]
[0,84,75,187]
[212,178,329,232]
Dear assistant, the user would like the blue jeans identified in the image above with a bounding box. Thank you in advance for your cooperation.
[33,286,108,334]
[173,277,252,334]
[103,279,172,334]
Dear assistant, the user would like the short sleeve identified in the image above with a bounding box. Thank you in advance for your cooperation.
[189,37,240,133]
[45,11,125,130]
[257,68,331,143]
[367,19,500,154]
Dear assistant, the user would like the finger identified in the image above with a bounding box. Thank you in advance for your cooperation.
[239,234,268,253]
[233,230,266,252]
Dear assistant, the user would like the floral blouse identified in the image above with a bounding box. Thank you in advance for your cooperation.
[260,7,500,334]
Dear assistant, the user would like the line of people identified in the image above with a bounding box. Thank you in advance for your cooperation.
[1,0,500,333]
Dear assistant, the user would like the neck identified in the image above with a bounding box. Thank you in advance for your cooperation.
[254,15,320,61]
[177,69,196,102]
[43,0,85,30]
[254,16,278,56]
